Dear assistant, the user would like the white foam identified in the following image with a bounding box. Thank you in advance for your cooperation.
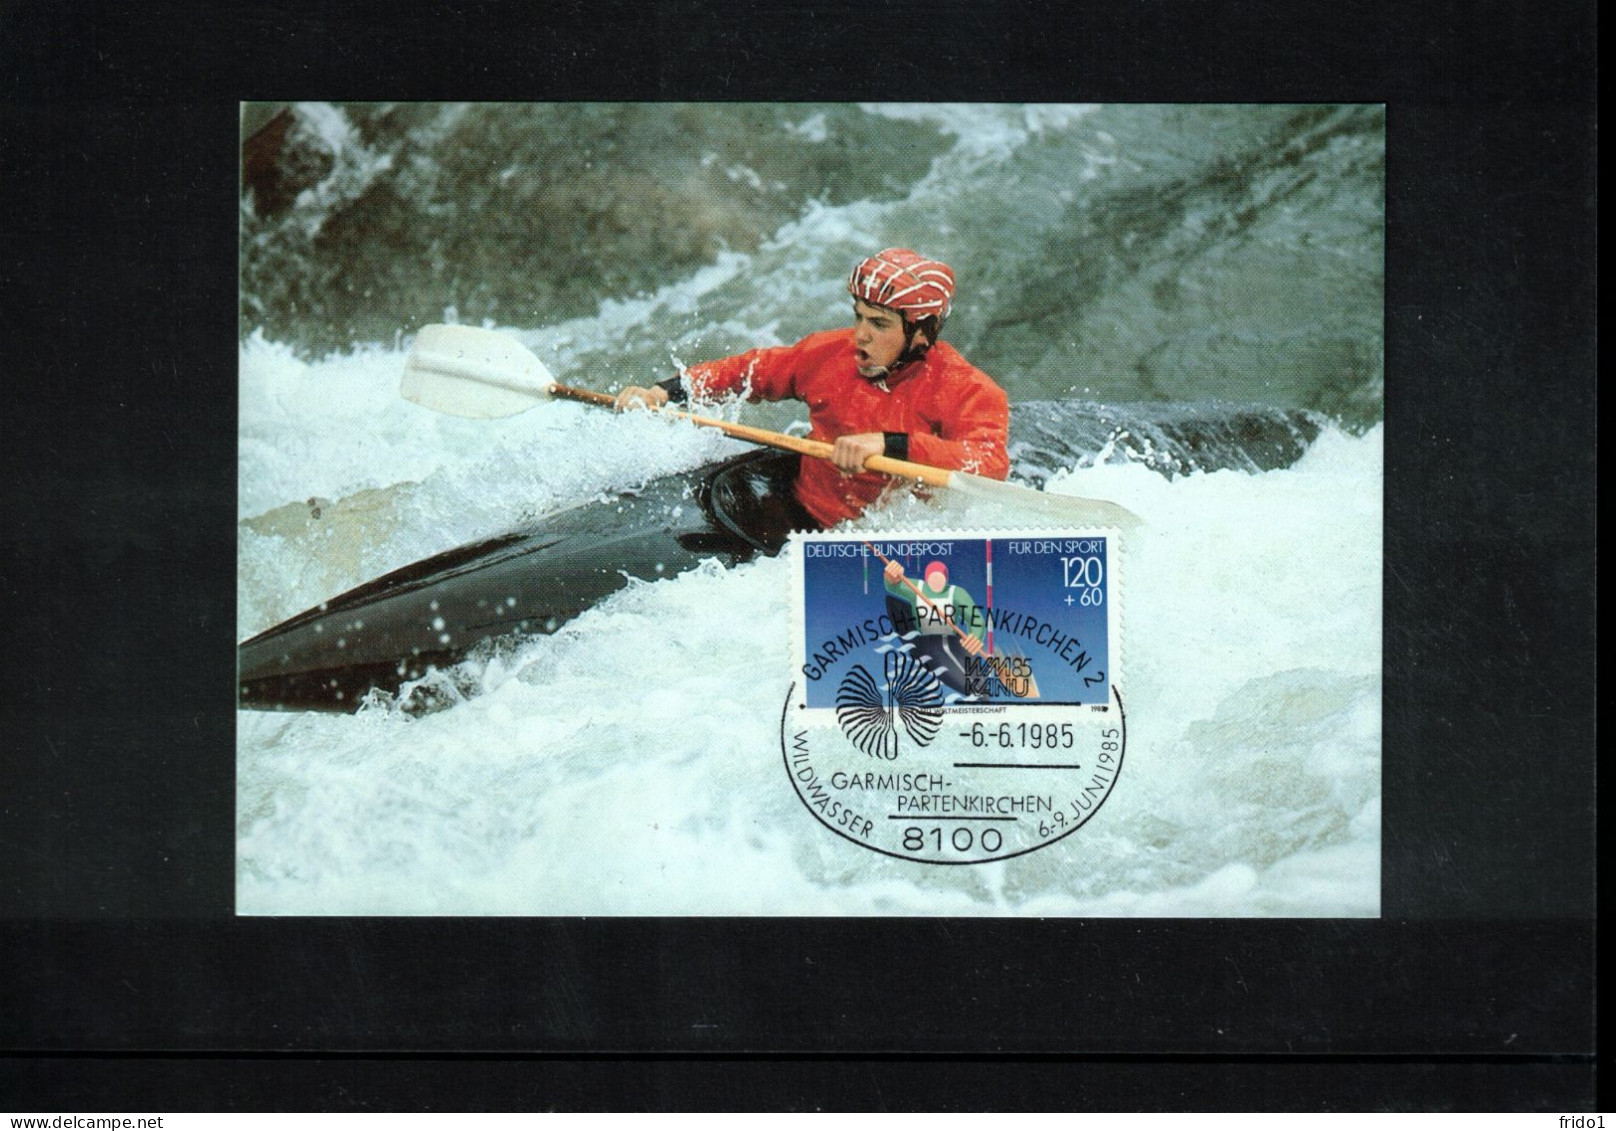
[236,332,744,635]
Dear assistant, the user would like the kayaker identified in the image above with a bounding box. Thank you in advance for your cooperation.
[614,248,1011,527]
[884,558,987,656]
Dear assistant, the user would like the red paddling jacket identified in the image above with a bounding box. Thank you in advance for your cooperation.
[684,328,1010,527]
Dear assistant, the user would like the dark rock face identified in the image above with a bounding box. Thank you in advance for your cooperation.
[240,103,944,353]
[239,103,1383,428]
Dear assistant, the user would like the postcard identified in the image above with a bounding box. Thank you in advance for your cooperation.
[237,102,1383,917]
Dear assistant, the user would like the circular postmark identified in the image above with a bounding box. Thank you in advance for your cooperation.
[779,682,1126,865]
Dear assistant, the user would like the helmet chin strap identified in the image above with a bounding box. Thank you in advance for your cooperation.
[857,315,941,382]
[896,316,940,366]
[858,355,912,385]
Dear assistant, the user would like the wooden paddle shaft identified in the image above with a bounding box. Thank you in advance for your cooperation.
[860,538,1038,698]
[550,382,955,488]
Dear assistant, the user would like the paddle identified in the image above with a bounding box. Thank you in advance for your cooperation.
[401,323,1142,529]
[861,540,1041,700]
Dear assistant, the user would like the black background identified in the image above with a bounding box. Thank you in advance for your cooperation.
[0,0,1596,1112]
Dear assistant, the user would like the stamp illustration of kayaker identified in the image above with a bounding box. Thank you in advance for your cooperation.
[798,535,1110,710]
[786,529,1123,864]
[874,544,1051,701]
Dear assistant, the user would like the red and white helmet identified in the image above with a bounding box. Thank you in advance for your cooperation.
[847,248,955,324]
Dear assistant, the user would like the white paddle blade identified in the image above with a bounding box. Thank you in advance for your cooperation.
[946,470,1144,531]
[401,324,556,418]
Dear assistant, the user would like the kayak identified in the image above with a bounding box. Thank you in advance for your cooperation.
[239,403,1325,713]
[237,449,806,712]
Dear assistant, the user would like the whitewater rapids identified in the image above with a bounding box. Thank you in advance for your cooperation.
[236,342,1380,917]
[238,101,1381,916]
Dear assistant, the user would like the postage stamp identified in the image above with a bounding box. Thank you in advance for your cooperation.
[784,529,1124,864]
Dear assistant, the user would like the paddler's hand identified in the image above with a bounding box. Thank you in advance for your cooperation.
[961,635,985,656]
[831,432,885,475]
[883,560,905,585]
[613,385,670,412]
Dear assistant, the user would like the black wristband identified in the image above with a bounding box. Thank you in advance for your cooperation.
[654,376,689,405]
[883,432,910,460]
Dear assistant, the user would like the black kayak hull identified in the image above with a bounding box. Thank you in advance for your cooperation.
[238,450,807,712]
